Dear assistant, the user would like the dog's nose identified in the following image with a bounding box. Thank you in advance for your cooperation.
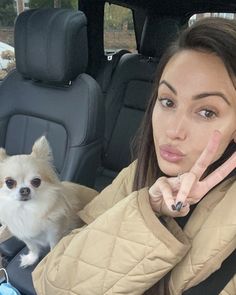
[20,187,31,196]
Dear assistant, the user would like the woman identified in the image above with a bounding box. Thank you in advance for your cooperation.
[33,17,236,295]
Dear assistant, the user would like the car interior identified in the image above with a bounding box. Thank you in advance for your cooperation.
[0,0,236,294]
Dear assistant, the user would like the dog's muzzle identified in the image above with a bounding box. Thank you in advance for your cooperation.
[19,187,31,201]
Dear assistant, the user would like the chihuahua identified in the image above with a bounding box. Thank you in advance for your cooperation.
[0,136,85,267]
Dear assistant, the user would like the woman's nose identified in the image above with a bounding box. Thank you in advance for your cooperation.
[166,114,187,140]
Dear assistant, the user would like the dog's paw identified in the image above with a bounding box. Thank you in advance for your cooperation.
[20,252,38,268]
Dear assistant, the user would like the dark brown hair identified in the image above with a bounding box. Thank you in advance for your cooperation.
[133,17,236,190]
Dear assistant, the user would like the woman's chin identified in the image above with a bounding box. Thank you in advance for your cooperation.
[158,160,186,177]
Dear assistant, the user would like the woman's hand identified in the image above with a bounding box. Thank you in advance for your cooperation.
[149,130,236,217]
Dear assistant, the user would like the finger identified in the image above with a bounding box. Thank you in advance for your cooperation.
[168,177,181,193]
[190,130,222,180]
[149,177,178,199]
[175,172,196,210]
[149,176,167,200]
[201,151,236,193]
[168,202,190,217]
[176,203,190,217]
[149,177,176,211]
[158,179,176,211]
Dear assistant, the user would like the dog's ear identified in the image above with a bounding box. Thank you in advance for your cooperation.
[31,136,53,161]
[0,148,8,161]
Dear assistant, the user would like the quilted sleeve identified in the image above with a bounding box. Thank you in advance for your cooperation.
[220,275,236,295]
[33,188,190,295]
[78,161,136,224]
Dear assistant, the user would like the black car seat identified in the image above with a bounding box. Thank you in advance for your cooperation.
[94,15,181,191]
[95,49,130,96]
[0,8,104,294]
[0,8,104,188]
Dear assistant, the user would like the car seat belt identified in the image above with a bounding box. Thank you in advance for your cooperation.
[100,49,130,95]
[182,248,236,295]
[181,171,236,294]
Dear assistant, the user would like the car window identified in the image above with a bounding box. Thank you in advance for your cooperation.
[189,12,236,26]
[104,3,136,53]
[0,0,78,80]
[0,1,16,80]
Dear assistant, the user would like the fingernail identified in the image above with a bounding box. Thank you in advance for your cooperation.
[176,202,183,212]
[171,204,176,211]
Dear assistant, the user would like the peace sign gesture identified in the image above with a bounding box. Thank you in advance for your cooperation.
[149,130,236,217]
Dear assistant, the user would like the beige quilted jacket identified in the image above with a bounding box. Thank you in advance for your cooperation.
[33,161,236,295]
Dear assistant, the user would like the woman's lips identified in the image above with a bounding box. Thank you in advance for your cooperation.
[159,145,185,163]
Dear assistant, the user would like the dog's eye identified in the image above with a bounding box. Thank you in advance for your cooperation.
[5,178,16,189]
[31,178,41,188]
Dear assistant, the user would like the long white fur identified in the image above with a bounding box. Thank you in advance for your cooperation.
[0,137,83,267]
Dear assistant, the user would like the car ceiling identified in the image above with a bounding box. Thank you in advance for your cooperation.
[89,0,236,17]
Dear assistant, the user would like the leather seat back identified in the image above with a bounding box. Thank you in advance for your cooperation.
[95,15,181,191]
[0,8,104,187]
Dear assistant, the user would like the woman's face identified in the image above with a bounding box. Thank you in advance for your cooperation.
[152,50,236,176]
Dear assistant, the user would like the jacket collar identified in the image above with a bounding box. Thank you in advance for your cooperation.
[169,177,236,295]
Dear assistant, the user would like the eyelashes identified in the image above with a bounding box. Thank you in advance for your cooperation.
[158,97,175,108]
[157,97,218,120]
[198,109,217,119]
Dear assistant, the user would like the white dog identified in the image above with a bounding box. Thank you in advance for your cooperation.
[0,136,85,267]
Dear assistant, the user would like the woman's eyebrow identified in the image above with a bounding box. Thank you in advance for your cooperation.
[159,80,230,105]
[193,92,230,105]
[159,80,177,94]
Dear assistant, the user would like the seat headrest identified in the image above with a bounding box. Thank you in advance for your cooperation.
[14,8,88,83]
[140,15,181,58]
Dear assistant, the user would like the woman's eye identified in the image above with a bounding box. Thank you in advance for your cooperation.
[5,178,16,189]
[158,98,175,108]
[198,109,217,119]
[31,178,41,188]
